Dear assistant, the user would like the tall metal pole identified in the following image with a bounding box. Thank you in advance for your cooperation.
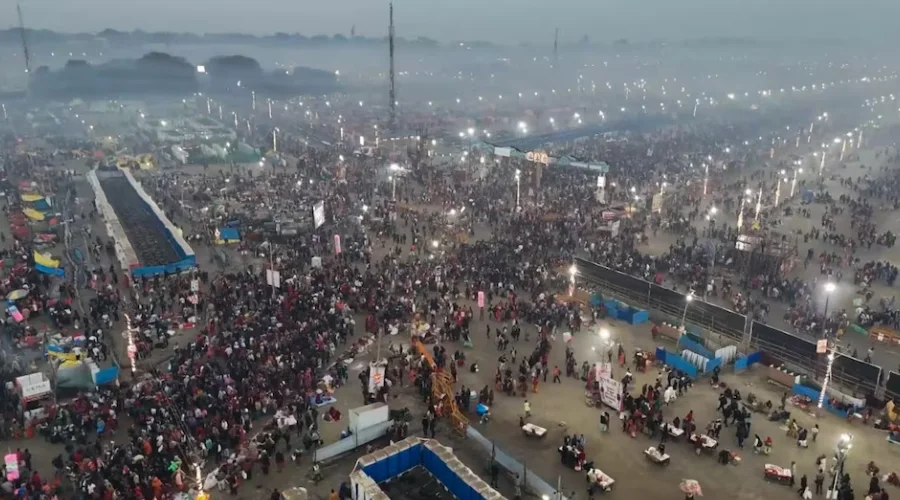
[552,28,559,70]
[17,4,31,75]
[514,169,521,210]
[388,2,396,128]
[754,188,763,220]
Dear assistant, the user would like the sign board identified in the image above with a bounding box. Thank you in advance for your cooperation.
[190,279,200,292]
[313,201,326,229]
[477,291,485,309]
[334,234,342,254]
[266,269,281,289]
[18,377,51,403]
[816,339,828,354]
[595,362,612,380]
[601,210,617,221]
[610,220,621,237]
[526,151,550,165]
[4,454,18,481]
[599,377,622,411]
[651,193,664,213]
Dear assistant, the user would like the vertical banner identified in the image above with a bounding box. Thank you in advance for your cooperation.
[266,269,281,288]
[334,234,342,254]
[477,291,485,309]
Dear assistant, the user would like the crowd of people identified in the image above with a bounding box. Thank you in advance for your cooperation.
[3,71,900,500]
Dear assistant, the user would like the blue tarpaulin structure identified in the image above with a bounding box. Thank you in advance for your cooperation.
[216,227,240,243]
[33,199,51,211]
[93,367,120,385]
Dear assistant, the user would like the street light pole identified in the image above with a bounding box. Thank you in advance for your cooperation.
[681,293,694,328]
[790,168,802,197]
[569,264,576,297]
[737,189,750,231]
[827,434,852,499]
[754,188,763,221]
[515,169,521,210]
[823,282,836,319]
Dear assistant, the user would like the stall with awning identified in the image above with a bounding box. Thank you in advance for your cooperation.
[33,250,65,277]
[23,208,45,221]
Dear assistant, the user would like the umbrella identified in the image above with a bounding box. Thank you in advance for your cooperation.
[6,289,28,301]
[680,480,703,496]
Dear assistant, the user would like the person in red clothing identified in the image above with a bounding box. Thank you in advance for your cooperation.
[30,471,42,491]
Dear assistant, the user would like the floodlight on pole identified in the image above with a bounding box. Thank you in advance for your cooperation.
[681,293,694,327]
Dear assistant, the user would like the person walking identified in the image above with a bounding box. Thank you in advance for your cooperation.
[552,366,561,383]
[524,400,531,417]
[798,474,808,496]
[815,471,825,495]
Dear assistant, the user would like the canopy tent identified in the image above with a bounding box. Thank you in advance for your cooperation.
[32,199,51,211]
[34,250,60,269]
[23,208,45,221]
[20,193,43,202]
[215,227,240,244]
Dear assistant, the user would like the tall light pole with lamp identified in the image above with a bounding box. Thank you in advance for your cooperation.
[737,189,751,231]
[754,186,763,221]
[681,293,694,328]
[823,281,836,318]
[704,207,718,299]
[790,168,803,198]
[826,434,853,499]
[514,169,521,210]
[775,170,786,205]
[569,264,577,297]
[389,163,401,200]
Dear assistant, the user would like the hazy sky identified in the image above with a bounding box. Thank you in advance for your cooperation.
[5,0,899,44]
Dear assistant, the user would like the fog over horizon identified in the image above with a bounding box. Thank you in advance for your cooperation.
[3,0,900,45]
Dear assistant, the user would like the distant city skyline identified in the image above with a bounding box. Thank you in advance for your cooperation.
[3,0,899,45]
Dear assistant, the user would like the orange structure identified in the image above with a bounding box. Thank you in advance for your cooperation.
[413,337,468,435]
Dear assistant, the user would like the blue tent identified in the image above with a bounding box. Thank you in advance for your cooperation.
[216,227,240,243]
[33,199,51,211]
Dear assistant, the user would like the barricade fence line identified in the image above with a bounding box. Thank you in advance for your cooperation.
[575,259,880,397]
[466,426,568,500]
